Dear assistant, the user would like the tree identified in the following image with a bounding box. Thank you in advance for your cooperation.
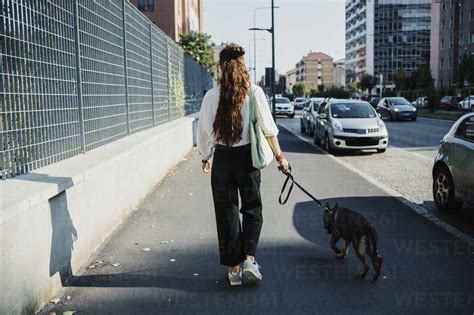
[410,64,433,90]
[458,52,474,86]
[178,31,215,72]
[309,89,318,97]
[394,68,407,91]
[358,74,376,95]
[317,84,325,92]
[292,82,308,97]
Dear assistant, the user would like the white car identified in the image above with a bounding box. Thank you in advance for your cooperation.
[412,96,428,109]
[275,97,295,118]
[293,97,308,110]
[314,99,388,153]
[457,96,474,111]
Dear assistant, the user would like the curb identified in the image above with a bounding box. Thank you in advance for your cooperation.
[277,123,474,247]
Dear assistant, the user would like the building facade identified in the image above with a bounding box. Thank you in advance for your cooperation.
[130,0,203,42]
[346,0,431,87]
[286,68,297,94]
[296,52,335,91]
[334,58,346,87]
[431,0,474,89]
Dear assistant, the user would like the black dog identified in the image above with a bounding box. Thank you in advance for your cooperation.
[323,203,383,282]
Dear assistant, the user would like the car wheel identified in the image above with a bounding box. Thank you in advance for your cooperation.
[288,113,295,119]
[389,112,394,121]
[324,133,333,154]
[313,132,321,145]
[433,166,463,211]
[377,148,386,153]
[308,125,314,136]
[300,119,306,133]
[411,117,417,121]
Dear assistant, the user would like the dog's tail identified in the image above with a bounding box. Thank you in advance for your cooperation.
[367,226,379,253]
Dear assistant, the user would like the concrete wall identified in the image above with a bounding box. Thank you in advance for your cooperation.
[0,117,196,314]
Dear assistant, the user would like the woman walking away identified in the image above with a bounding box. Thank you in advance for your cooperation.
[197,44,289,286]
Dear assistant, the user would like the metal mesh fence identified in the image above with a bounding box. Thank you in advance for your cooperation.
[0,0,212,179]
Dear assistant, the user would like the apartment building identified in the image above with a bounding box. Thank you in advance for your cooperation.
[286,68,297,94]
[431,0,474,89]
[334,58,346,87]
[345,0,431,86]
[130,0,203,41]
[296,52,335,91]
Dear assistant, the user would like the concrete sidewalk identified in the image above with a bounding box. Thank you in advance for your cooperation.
[41,128,473,315]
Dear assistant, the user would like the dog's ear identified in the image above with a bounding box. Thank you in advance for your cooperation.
[325,202,330,209]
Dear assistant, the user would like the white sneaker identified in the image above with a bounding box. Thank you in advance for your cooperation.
[243,259,262,283]
[228,269,242,286]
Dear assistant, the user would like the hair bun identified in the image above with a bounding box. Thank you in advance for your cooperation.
[220,44,245,62]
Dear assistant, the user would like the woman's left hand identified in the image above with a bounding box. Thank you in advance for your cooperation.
[278,158,289,173]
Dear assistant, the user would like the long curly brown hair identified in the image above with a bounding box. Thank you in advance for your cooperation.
[213,44,250,146]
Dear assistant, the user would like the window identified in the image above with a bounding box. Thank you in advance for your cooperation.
[471,10,474,21]
[471,32,474,44]
[440,58,444,69]
[138,0,145,10]
[455,116,474,142]
[450,17,454,28]
[442,19,445,30]
[460,13,464,24]
[450,36,453,48]
[441,39,445,49]
[460,34,464,45]
[442,3,446,10]
[147,0,155,11]
[449,57,453,68]
[451,0,454,7]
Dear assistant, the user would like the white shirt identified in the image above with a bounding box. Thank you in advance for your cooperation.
[197,84,279,160]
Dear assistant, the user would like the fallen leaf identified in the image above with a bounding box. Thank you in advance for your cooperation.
[160,241,169,244]
[141,247,150,252]
[63,311,76,315]
[88,265,95,269]
[112,263,121,267]
[48,312,57,315]
[66,295,71,300]
[170,259,176,262]
[193,273,199,276]
[50,298,60,304]
[181,158,188,161]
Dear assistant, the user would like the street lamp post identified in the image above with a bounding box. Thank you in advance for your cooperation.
[253,6,279,83]
[249,1,277,119]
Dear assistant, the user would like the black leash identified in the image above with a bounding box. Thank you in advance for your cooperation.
[278,165,329,211]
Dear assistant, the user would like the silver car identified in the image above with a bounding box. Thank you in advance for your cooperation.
[300,98,325,135]
[432,113,474,211]
[275,97,295,118]
[313,99,388,153]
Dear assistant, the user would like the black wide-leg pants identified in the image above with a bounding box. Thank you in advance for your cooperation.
[211,144,263,266]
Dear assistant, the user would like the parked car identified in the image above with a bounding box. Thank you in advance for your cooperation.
[313,99,388,153]
[275,97,295,118]
[457,96,474,111]
[293,97,308,110]
[300,98,325,135]
[432,113,474,211]
[412,96,428,109]
[377,97,417,121]
[440,96,461,110]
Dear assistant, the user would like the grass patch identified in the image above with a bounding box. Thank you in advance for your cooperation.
[417,110,466,121]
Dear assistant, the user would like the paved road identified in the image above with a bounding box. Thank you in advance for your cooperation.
[41,128,473,315]
[279,113,474,240]
[384,117,455,160]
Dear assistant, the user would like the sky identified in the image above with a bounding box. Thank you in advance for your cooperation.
[203,0,346,81]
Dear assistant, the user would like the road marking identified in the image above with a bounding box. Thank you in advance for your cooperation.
[389,145,435,162]
[277,123,474,247]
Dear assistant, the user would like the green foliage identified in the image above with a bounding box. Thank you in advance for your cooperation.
[358,74,376,94]
[317,84,325,92]
[178,31,215,72]
[312,87,350,99]
[309,89,318,97]
[409,65,433,90]
[394,69,407,91]
[458,52,474,86]
[426,88,441,113]
[292,82,308,97]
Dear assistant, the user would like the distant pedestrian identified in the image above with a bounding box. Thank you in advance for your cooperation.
[197,44,289,286]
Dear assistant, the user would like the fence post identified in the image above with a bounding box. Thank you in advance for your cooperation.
[122,0,130,134]
[166,38,171,122]
[73,0,86,153]
[149,23,155,126]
